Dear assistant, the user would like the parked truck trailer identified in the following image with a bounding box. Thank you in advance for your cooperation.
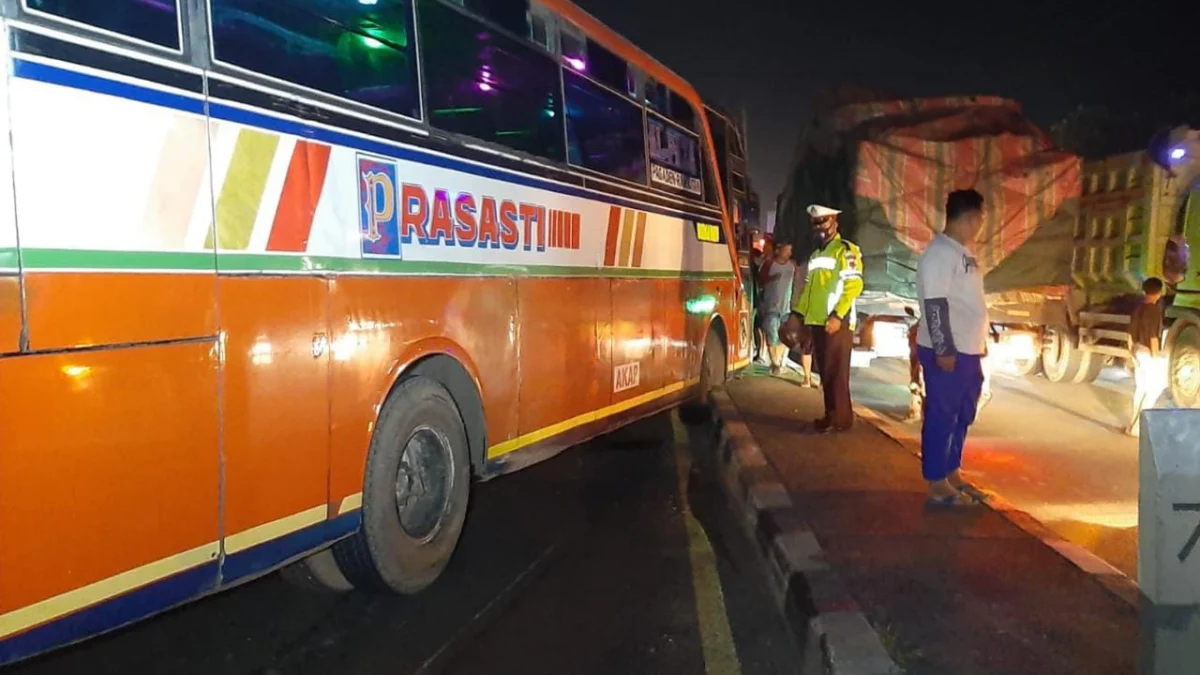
[775,95,1081,375]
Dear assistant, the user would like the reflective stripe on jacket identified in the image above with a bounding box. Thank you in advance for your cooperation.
[792,234,864,328]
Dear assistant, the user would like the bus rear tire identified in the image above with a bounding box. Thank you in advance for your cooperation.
[682,327,726,425]
[280,548,354,593]
[334,376,471,594]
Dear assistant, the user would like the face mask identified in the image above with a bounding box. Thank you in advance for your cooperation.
[813,228,833,247]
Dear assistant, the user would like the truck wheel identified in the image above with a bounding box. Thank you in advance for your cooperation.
[1169,324,1200,408]
[1042,326,1084,383]
[334,376,471,594]
[1010,354,1042,377]
[279,548,354,593]
[1075,352,1105,384]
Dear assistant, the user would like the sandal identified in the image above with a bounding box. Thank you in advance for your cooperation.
[951,482,988,501]
[925,491,980,508]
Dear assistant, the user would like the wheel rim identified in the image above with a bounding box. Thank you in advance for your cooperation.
[1173,347,1200,403]
[394,426,454,542]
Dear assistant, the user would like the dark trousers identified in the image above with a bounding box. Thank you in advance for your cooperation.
[813,324,854,427]
[917,346,984,481]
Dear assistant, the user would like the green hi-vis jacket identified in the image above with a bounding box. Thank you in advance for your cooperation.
[792,235,864,329]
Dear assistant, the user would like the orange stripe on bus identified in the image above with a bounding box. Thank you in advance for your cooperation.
[631,211,647,268]
[571,213,580,250]
[603,206,621,266]
[267,141,331,253]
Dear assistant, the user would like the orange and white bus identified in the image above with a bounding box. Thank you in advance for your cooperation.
[0,0,750,663]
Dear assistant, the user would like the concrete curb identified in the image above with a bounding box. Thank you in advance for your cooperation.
[710,390,904,675]
[852,404,1141,609]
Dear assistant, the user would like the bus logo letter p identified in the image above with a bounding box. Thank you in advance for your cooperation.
[358,155,401,257]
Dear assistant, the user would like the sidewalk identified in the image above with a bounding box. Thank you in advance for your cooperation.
[722,373,1137,675]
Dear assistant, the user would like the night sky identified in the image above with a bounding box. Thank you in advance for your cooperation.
[574,0,1195,206]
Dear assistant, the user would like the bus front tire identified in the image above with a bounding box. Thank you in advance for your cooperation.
[334,376,471,595]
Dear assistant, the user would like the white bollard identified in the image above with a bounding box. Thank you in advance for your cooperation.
[1139,408,1200,674]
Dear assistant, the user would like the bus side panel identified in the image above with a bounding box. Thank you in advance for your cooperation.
[0,28,21,355]
[329,276,519,506]
[7,70,217,350]
[216,277,331,582]
[0,342,221,635]
[516,277,610,437]
[656,277,690,386]
[611,278,661,401]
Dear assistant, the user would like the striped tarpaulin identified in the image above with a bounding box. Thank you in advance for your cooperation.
[845,98,1081,298]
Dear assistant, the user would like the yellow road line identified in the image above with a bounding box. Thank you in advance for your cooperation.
[0,541,219,639]
[487,378,698,459]
[223,505,327,555]
[671,414,743,675]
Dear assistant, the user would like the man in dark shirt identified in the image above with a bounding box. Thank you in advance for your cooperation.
[1127,277,1166,437]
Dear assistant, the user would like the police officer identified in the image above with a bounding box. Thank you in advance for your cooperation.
[793,204,864,432]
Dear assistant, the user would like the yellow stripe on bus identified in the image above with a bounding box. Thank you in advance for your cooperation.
[208,128,280,250]
[223,505,327,555]
[617,208,636,267]
[0,541,220,640]
[338,493,363,515]
[487,378,698,460]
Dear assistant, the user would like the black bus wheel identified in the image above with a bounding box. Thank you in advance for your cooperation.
[335,376,471,594]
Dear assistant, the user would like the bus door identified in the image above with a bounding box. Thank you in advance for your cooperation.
[208,119,333,583]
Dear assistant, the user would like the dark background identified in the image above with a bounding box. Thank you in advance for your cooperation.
[574,0,1197,205]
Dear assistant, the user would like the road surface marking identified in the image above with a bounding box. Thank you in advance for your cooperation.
[671,414,742,675]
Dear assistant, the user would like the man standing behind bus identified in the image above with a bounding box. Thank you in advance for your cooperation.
[793,204,863,432]
[758,240,796,375]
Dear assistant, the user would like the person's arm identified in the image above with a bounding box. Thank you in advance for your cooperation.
[917,250,957,370]
[1152,307,1164,358]
[831,245,864,319]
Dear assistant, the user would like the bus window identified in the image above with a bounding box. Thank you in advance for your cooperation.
[419,0,565,161]
[667,90,696,131]
[26,0,182,50]
[647,114,702,199]
[209,0,421,119]
[443,0,529,37]
[644,77,668,114]
[732,171,746,194]
[564,70,646,184]
[706,109,730,193]
[580,39,633,100]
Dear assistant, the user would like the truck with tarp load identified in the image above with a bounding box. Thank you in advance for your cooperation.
[775,94,1081,375]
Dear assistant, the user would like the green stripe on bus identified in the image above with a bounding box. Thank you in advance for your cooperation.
[0,247,18,271]
[18,248,735,280]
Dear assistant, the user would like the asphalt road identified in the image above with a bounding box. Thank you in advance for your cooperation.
[8,412,800,675]
[850,357,1141,579]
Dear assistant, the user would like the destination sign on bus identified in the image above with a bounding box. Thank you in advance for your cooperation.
[648,117,702,196]
[694,221,724,244]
